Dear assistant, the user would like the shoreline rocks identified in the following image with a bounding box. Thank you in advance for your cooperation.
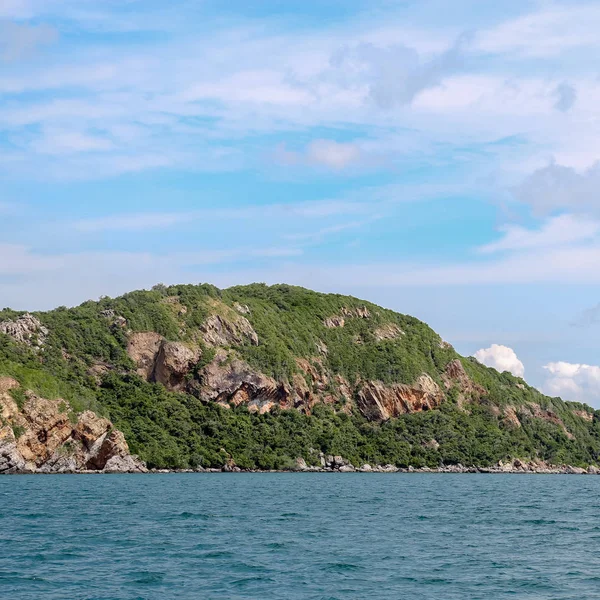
[0,378,147,475]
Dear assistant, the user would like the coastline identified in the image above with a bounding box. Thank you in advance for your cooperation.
[3,461,599,475]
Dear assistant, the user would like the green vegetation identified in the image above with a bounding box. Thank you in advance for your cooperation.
[1,282,599,469]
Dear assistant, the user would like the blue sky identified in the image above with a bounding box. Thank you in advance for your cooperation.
[2,0,600,404]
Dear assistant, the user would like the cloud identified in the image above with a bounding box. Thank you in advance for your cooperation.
[0,20,58,62]
[331,34,469,109]
[478,214,600,254]
[476,5,600,57]
[275,140,362,170]
[553,82,576,112]
[307,140,361,169]
[473,344,525,377]
[0,243,302,309]
[513,162,600,215]
[542,361,600,406]
[73,197,372,232]
[31,129,114,155]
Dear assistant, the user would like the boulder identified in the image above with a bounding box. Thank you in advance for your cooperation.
[103,454,147,473]
[294,457,309,471]
[338,464,355,472]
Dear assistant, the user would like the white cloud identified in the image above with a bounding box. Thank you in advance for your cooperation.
[307,140,361,169]
[473,344,525,377]
[478,214,600,254]
[542,361,600,406]
[476,5,600,57]
[31,129,113,155]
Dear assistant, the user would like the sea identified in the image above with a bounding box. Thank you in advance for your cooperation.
[1,473,599,599]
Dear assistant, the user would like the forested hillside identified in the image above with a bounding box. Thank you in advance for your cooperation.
[1,283,598,470]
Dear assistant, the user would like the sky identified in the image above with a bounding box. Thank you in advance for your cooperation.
[1,0,600,404]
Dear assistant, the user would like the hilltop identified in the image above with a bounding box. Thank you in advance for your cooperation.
[0,283,597,472]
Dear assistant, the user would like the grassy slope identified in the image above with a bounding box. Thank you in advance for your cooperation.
[0,283,598,469]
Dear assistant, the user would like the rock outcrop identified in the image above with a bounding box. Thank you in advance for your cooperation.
[356,374,444,421]
[0,378,146,474]
[127,333,201,390]
[201,314,259,347]
[0,313,49,348]
[196,350,289,413]
[373,323,404,341]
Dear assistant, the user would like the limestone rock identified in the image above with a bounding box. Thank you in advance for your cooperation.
[0,313,48,348]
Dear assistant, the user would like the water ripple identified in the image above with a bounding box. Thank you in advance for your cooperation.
[1,473,599,599]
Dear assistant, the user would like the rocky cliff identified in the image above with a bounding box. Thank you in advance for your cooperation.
[0,377,146,474]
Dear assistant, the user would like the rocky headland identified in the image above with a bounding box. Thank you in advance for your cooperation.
[1,283,599,474]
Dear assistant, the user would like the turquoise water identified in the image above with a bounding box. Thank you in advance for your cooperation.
[2,474,600,599]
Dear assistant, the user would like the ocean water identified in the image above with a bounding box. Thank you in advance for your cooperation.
[1,474,600,599]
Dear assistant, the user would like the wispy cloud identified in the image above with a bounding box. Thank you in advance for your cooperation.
[478,214,600,254]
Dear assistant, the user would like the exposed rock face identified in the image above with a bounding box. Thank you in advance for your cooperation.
[356,374,444,421]
[233,303,250,315]
[127,333,201,390]
[323,316,345,328]
[127,332,164,379]
[324,307,371,329]
[442,359,486,409]
[197,350,288,413]
[0,313,49,348]
[373,323,404,342]
[341,306,371,319]
[0,381,146,474]
[503,405,522,428]
[201,314,259,347]
[521,403,574,439]
[154,342,201,390]
[573,410,594,422]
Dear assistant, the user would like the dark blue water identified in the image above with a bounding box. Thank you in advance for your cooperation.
[1,474,600,599]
